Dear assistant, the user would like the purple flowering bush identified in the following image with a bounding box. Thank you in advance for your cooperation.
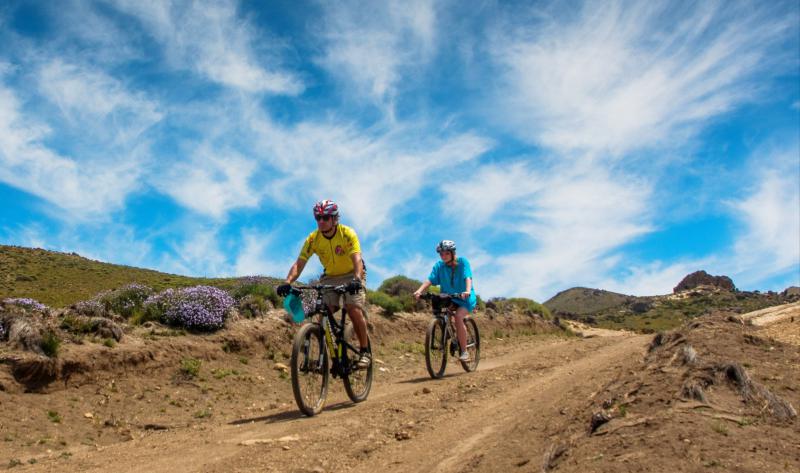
[145,286,234,331]
[3,298,48,312]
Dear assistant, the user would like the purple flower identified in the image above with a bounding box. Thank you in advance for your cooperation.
[146,286,234,331]
[3,298,48,312]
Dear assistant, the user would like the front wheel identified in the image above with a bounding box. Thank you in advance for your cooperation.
[425,318,448,379]
[290,323,329,416]
[342,324,373,403]
[460,318,480,372]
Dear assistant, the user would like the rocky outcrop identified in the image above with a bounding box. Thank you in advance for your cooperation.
[673,270,735,293]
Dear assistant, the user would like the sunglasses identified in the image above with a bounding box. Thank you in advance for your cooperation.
[315,215,334,222]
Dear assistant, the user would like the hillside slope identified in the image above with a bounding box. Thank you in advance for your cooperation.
[0,245,278,307]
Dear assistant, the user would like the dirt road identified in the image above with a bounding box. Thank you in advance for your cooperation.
[27,332,647,473]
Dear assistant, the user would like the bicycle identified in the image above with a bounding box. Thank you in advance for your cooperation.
[285,284,373,416]
[420,292,480,379]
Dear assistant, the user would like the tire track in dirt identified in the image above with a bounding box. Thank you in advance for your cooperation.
[33,333,646,473]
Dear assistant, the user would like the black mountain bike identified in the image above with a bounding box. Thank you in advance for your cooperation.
[287,284,373,416]
[420,292,480,378]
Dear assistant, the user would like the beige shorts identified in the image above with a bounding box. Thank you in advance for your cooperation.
[320,272,366,310]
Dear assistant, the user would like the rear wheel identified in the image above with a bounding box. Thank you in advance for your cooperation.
[460,318,480,372]
[290,323,329,416]
[425,318,448,379]
[342,324,373,403]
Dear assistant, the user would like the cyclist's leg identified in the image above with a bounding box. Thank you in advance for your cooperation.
[346,304,369,348]
[453,306,469,352]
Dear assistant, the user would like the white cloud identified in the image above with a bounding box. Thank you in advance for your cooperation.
[0,80,146,217]
[234,230,295,277]
[729,150,800,286]
[38,59,163,144]
[154,146,260,219]
[251,114,492,234]
[161,226,232,277]
[110,0,302,94]
[489,1,794,155]
[317,0,437,114]
[458,160,653,299]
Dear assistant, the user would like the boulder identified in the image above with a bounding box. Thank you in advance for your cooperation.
[673,270,735,293]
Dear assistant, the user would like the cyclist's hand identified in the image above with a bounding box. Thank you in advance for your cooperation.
[460,292,470,299]
[413,290,422,300]
[346,279,363,294]
[276,284,292,297]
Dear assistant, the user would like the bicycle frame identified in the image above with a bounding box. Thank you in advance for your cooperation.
[297,285,361,378]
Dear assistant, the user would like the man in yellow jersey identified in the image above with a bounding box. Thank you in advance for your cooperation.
[277,199,371,368]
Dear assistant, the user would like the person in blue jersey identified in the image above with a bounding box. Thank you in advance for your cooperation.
[413,240,477,362]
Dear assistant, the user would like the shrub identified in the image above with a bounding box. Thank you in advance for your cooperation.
[231,277,280,307]
[149,286,235,331]
[40,330,60,358]
[487,297,551,319]
[180,358,201,378]
[367,291,403,316]
[97,283,153,318]
[377,275,423,297]
[3,298,48,312]
[238,294,269,318]
[73,299,106,318]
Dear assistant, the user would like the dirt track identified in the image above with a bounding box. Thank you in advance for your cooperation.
[23,332,646,473]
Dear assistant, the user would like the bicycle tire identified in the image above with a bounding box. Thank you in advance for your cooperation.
[460,318,480,372]
[342,327,373,403]
[290,323,329,416]
[425,317,448,379]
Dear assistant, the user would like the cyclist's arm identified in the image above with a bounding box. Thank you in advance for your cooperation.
[462,277,473,299]
[414,280,433,299]
[350,252,364,280]
[285,258,308,284]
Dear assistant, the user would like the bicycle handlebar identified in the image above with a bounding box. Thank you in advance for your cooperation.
[284,284,349,296]
[419,291,465,300]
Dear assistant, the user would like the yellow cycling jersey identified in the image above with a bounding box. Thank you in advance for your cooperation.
[298,224,362,276]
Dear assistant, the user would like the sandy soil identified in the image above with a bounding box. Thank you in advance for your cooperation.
[1,304,797,473]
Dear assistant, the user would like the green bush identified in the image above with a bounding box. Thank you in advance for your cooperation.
[238,294,269,318]
[40,330,61,358]
[97,283,154,318]
[231,278,280,307]
[488,297,551,319]
[180,358,201,378]
[367,291,403,316]
[377,275,423,297]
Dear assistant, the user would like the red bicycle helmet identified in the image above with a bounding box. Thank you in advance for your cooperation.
[313,199,339,217]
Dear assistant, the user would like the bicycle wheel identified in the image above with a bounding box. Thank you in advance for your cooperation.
[290,323,329,416]
[342,324,373,403]
[425,318,448,379]
[460,318,480,372]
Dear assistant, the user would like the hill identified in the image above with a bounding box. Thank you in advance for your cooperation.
[545,273,799,333]
[544,287,633,315]
[0,245,280,307]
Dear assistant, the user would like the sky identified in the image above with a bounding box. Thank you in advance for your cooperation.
[1,0,798,301]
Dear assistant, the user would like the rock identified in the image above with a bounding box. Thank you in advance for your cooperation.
[422,387,432,394]
[395,431,411,440]
[673,270,735,293]
[782,286,800,297]
[273,363,289,372]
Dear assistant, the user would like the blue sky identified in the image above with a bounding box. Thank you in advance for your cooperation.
[1,0,798,301]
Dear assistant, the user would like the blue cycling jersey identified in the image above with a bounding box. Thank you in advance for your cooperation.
[428,257,477,312]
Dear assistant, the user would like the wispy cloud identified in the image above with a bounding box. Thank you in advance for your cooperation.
[0,77,147,217]
[489,1,794,155]
[728,147,800,286]
[154,145,260,219]
[448,159,653,299]
[250,114,491,234]
[316,0,437,116]
[37,59,163,144]
[110,0,303,94]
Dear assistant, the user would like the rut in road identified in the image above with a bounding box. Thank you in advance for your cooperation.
[54,334,646,473]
